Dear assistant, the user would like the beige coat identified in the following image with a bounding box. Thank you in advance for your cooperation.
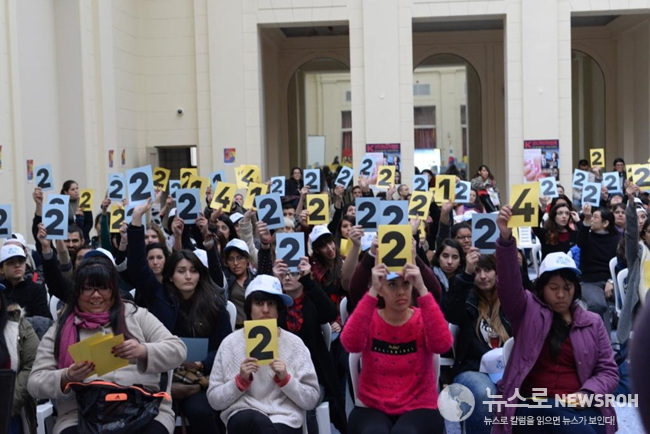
[27,303,186,434]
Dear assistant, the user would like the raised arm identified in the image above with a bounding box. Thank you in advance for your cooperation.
[340,225,362,291]
[495,205,528,332]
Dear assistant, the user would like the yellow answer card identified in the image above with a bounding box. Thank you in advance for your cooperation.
[644,260,650,292]
[244,319,278,366]
[90,333,129,376]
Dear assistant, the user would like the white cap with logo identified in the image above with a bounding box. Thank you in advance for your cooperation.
[309,225,332,244]
[0,244,26,265]
[245,275,293,306]
[538,252,581,278]
[479,347,506,383]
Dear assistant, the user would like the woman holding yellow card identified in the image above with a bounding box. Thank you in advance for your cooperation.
[208,275,320,434]
[27,256,186,434]
[341,262,452,434]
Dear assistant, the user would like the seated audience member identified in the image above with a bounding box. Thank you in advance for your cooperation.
[272,257,347,433]
[0,244,51,318]
[223,238,257,328]
[576,204,620,325]
[443,247,510,434]
[341,263,452,434]
[27,257,186,434]
[532,202,579,260]
[431,239,465,298]
[127,201,231,433]
[493,205,619,434]
[207,275,320,434]
[1,284,40,434]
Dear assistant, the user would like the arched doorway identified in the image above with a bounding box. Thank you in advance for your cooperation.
[413,54,482,179]
[571,50,606,165]
[287,58,351,169]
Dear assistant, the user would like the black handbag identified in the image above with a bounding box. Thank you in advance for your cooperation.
[66,378,170,434]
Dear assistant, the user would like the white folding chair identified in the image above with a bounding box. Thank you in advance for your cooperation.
[226,301,237,331]
[49,296,61,321]
[339,297,348,325]
[440,323,459,368]
[35,400,53,434]
[320,323,332,351]
[348,352,365,408]
[503,337,514,365]
[616,268,628,317]
[609,257,621,309]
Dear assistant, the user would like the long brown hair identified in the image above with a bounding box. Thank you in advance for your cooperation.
[474,255,509,343]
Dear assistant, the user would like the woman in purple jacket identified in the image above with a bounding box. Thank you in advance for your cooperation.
[493,206,619,434]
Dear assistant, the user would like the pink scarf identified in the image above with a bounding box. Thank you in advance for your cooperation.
[58,307,110,369]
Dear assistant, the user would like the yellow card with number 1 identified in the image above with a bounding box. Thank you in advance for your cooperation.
[508,183,539,228]
[244,319,278,365]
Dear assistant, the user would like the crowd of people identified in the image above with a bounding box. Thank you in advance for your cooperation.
[0,156,648,434]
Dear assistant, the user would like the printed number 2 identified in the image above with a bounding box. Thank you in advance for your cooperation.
[248,326,273,360]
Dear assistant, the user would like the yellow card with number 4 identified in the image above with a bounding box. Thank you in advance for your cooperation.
[508,183,539,228]
[244,319,278,365]
[377,225,412,272]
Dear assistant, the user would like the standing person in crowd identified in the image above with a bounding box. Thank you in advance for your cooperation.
[0,244,51,319]
[1,284,39,434]
[577,204,620,326]
[493,205,619,434]
[613,157,626,182]
[618,183,650,344]
[272,257,347,433]
[285,167,304,207]
[532,202,580,260]
[207,275,320,434]
[471,165,499,212]
[127,201,232,433]
[341,262,452,434]
[443,247,510,434]
[60,180,93,243]
[27,257,186,434]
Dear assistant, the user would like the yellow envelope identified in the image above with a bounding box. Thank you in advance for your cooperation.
[90,333,129,376]
[340,238,351,257]
[68,332,113,364]
[244,319,278,365]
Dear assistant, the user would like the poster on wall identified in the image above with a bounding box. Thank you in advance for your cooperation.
[224,148,236,164]
[414,149,442,174]
[0,145,3,171]
[523,140,560,183]
[26,159,34,182]
[108,150,114,168]
[366,143,401,173]
[121,149,126,167]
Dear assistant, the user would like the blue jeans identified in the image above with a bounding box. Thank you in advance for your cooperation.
[453,371,496,434]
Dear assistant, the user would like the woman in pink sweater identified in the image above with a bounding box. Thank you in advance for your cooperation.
[341,262,452,434]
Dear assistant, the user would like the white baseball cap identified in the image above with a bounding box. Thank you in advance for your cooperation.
[479,348,506,383]
[0,244,26,265]
[229,212,244,224]
[193,248,208,268]
[83,247,116,266]
[4,233,27,248]
[223,238,250,256]
[245,275,293,306]
[309,225,332,244]
[538,251,581,277]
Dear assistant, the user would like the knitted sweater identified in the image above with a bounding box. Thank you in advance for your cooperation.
[576,222,620,282]
[341,293,452,415]
[207,328,320,428]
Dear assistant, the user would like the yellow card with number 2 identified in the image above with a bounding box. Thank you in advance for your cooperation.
[244,319,278,365]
